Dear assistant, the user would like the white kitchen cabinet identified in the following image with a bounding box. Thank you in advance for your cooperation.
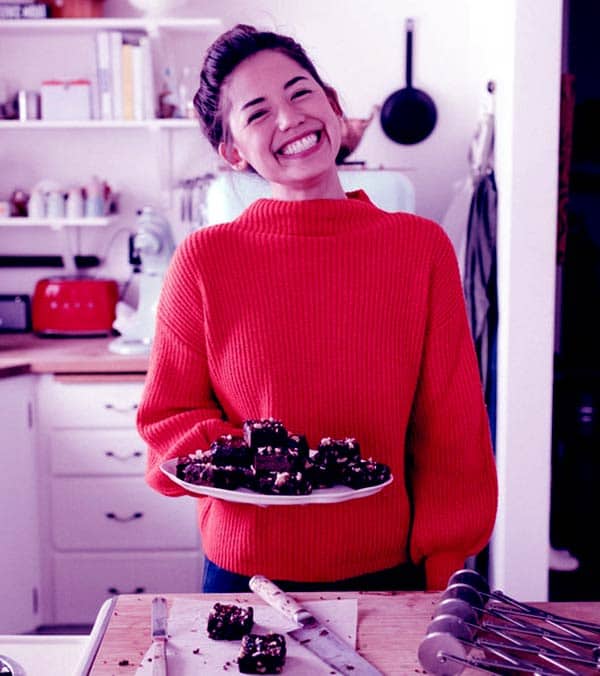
[0,373,41,634]
[36,373,203,626]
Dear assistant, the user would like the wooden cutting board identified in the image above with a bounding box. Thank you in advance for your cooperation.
[86,591,600,675]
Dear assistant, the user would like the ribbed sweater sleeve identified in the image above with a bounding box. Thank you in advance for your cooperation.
[138,238,240,496]
[137,190,497,589]
[406,236,498,589]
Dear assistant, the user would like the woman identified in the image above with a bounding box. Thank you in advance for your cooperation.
[137,23,498,593]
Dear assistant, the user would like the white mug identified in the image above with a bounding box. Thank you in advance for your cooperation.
[46,190,65,219]
[66,187,84,219]
[27,189,46,219]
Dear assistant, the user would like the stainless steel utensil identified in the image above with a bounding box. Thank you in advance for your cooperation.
[249,574,382,675]
[448,569,600,636]
[151,596,168,676]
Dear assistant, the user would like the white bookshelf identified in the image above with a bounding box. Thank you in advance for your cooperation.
[0,216,114,229]
[0,119,198,129]
[0,17,222,34]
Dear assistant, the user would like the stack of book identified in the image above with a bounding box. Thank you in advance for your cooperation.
[95,30,155,121]
[0,1,49,19]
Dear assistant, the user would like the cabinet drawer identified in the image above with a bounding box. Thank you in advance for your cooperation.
[50,429,146,475]
[52,551,203,625]
[51,477,199,550]
[39,378,143,428]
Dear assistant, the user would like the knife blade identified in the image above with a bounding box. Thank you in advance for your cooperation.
[151,596,168,676]
[249,575,382,675]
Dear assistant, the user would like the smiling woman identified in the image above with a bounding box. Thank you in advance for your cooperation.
[216,51,344,200]
[137,23,498,596]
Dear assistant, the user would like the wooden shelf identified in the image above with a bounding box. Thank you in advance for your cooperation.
[0,17,222,34]
[0,216,114,229]
[0,119,198,130]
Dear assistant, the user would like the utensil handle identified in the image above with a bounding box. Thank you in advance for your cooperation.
[249,575,308,624]
[405,17,414,87]
[152,640,167,676]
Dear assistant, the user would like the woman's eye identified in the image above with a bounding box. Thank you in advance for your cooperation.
[247,110,267,124]
[291,89,311,100]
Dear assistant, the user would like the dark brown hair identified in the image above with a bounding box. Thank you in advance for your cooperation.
[193,23,341,150]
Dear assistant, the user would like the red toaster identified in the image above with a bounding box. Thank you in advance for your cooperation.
[32,276,119,336]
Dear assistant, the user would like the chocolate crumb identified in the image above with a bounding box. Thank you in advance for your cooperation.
[193,648,201,654]
[118,659,129,666]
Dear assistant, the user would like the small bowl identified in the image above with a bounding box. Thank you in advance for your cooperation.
[336,107,377,164]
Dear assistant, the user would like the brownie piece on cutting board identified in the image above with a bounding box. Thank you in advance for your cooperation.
[238,633,287,674]
[207,603,254,640]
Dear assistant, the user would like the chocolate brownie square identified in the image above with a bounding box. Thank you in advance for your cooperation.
[303,451,334,488]
[340,457,391,489]
[181,462,247,490]
[208,434,253,467]
[243,418,288,449]
[254,445,302,473]
[286,432,309,459]
[318,436,362,468]
[207,603,254,640]
[175,449,211,479]
[238,633,286,674]
[257,471,313,495]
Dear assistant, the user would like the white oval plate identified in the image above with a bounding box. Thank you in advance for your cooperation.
[160,458,393,506]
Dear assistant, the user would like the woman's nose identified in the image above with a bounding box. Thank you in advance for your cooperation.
[276,102,305,130]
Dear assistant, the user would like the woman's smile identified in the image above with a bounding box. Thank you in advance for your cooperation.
[277,130,322,157]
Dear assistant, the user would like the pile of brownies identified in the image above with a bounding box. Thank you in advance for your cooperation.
[176,417,391,496]
[207,602,284,673]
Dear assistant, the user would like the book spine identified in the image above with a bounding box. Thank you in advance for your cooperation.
[138,35,156,120]
[121,41,134,121]
[109,31,123,120]
[95,30,113,120]
[131,43,145,121]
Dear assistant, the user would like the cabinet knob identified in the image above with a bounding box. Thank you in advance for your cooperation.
[105,511,144,522]
[107,586,146,595]
[104,403,139,413]
[105,450,144,461]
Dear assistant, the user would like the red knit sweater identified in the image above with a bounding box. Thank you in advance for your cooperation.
[138,190,497,591]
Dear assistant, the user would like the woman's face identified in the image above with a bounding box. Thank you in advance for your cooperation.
[219,50,344,201]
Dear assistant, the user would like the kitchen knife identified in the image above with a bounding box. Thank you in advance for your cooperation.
[151,596,168,676]
[249,575,382,675]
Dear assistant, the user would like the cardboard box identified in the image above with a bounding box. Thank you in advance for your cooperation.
[41,79,92,121]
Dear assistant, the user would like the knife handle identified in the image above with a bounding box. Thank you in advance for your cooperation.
[249,575,310,624]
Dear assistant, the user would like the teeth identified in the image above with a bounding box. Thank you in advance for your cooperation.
[280,132,319,155]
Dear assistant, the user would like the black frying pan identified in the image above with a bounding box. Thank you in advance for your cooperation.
[380,18,437,145]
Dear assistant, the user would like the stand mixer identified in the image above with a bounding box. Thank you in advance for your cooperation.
[109,206,175,355]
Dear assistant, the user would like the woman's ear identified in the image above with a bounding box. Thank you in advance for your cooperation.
[325,87,343,117]
[218,141,249,172]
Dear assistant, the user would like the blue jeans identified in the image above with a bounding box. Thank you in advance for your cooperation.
[202,557,425,593]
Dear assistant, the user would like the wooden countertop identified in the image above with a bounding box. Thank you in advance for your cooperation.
[0,333,148,375]
[88,591,600,675]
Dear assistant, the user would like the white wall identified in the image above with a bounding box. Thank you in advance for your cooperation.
[476,1,562,601]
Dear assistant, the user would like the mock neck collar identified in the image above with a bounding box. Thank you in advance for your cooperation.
[234,190,379,236]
